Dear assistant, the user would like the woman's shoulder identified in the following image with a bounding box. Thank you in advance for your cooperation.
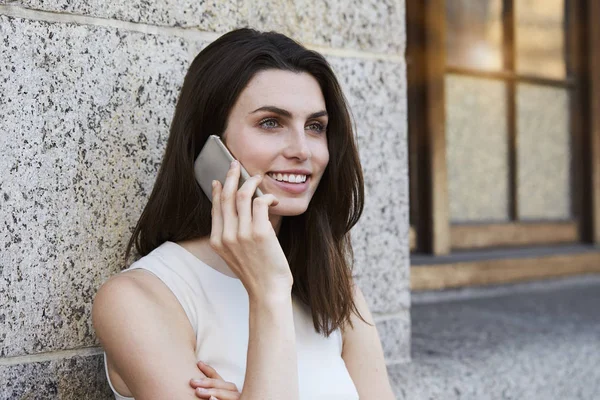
[96,268,169,304]
[92,242,201,342]
[93,268,189,328]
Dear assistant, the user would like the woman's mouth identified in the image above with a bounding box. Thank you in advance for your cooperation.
[266,172,311,194]
[267,172,308,183]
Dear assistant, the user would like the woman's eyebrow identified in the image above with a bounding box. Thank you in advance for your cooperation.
[249,106,328,119]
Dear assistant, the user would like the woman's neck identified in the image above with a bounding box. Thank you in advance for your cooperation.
[270,214,282,234]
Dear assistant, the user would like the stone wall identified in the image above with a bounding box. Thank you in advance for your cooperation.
[0,1,409,398]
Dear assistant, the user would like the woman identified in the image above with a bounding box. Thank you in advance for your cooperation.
[92,28,396,400]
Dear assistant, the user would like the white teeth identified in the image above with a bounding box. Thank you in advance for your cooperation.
[269,172,308,183]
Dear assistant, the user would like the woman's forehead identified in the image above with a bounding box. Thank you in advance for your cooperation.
[236,70,326,114]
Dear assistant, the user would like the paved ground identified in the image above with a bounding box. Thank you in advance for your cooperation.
[388,276,600,400]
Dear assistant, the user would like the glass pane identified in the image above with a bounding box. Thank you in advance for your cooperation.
[516,0,567,79]
[446,74,510,223]
[517,84,571,220]
[446,0,503,70]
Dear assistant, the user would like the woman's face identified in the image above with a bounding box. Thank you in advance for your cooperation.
[223,69,330,217]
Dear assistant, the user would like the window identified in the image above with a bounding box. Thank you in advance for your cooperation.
[407,0,600,289]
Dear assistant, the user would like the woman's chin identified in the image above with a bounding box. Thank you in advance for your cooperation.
[268,201,309,217]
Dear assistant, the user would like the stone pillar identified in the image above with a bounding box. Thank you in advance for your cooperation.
[0,1,409,398]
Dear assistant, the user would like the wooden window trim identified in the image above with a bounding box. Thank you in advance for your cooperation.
[503,0,518,221]
[411,247,600,290]
[588,0,600,244]
[571,0,600,245]
[570,0,586,233]
[445,66,575,89]
[407,0,450,255]
[409,226,417,252]
[450,221,579,250]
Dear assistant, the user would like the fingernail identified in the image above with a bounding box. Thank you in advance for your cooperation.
[211,180,217,188]
[231,160,238,168]
[191,378,204,384]
[210,397,218,400]
[196,387,208,393]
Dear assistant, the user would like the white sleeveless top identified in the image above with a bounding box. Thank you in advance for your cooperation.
[103,241,359,400]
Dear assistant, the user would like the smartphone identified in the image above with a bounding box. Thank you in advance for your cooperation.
[194,135,264,202]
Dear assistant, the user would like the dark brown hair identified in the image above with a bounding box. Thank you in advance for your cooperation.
[126,28,367,336]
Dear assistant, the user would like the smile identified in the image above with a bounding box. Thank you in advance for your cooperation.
[266,173,311,195]
[267,172,308,183]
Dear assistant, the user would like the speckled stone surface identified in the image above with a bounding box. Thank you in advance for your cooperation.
[389,278,600,399]
[247,0,405,54]
[328,57,410,315]
[13,0,248,33]
[1,15,198,357]
[10,0,404,54]
[1,12,409,362]
[376,315,410,362]
[0,353,112,400]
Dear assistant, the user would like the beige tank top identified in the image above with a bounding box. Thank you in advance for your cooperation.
[103,241,359,399]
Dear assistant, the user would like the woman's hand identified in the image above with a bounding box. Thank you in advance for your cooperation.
[210,160,292,298]
[190,361,241,400]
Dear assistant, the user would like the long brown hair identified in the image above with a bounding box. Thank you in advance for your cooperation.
[126,28,367,336]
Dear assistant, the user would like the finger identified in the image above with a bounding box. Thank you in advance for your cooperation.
[194,387,240,400]
[193,387,215,399]
[252,194,279,231]
[221,161,240,244]
[236,174,264,237]
[196,361,223,380]
[189,377,239,392]
[210,181,223,249]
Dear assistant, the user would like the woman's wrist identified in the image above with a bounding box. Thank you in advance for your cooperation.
[247,285,293,307]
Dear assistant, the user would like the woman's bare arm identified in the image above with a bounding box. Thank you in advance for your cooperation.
[93,270,208,400]
[240,291,298,400]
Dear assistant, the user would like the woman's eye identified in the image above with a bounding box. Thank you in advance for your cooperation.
[306,122,326,133]
[259,118,280,129]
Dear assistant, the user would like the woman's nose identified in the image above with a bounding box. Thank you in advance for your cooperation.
[283,128,311,160]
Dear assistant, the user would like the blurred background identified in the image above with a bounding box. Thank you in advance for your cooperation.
[405,1,600,398]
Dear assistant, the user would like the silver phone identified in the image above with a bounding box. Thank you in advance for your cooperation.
[194,135,264,201]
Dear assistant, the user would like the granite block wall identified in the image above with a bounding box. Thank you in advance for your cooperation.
[0,1,409,398]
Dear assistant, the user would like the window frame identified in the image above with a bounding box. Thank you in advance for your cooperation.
[407,0,600,255]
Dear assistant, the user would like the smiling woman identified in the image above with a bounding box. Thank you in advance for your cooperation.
[92,28,395,400]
